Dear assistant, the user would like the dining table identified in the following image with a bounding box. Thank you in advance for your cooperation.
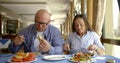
[0,53,120,63]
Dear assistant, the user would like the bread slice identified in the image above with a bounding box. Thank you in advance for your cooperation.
[14,53,29,59]
[38,35,43,40]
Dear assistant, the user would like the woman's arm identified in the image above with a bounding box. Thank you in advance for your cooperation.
[96,47,105,55]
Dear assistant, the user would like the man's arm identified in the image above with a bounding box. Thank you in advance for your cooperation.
[8,42,22,53]
[8,32,25,53]
[48,29,64,55]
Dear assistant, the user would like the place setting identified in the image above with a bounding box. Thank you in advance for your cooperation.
[7,52,37,63]
[42,55,67,61]
[67,49,96,63]
[68,52,94,63]
[7,46,38,63]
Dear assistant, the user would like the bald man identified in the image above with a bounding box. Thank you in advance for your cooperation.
[9,9,64,55]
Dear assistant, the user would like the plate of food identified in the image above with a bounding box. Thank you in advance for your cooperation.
[42,55,66,61]
[8,58,38,63]
[68,52,92,63]
[8,52,37,63]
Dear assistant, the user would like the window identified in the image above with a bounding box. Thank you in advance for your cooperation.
[104,0,120,39]
[113,0,120,37]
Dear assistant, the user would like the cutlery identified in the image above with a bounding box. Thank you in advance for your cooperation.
[17,41,30,53]
[23,41,29,51]
[18,35,30,52]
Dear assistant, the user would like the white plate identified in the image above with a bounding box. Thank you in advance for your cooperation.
[8,58,38,63]
[42,55,66,61]
[68,57,91,63]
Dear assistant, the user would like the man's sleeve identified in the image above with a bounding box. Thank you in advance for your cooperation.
[48,29,64,55]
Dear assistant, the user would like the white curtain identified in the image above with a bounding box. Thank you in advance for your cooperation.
[92,0,106,37]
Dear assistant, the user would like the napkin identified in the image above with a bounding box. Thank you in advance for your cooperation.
[0,39,11,48]
[95,56,106,60]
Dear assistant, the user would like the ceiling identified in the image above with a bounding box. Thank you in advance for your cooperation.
[0,0,70,25]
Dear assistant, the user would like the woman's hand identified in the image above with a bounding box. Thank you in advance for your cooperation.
[87,44,98,51]
[87,44,105,55]
[63,43,70,51]
[13,35,25,46]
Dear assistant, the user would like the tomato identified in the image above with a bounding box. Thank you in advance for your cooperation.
[23,52,35,62]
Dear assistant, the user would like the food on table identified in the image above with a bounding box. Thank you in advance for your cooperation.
[38,35,43,40]
[70,52,91,62]
[11,52,35,62]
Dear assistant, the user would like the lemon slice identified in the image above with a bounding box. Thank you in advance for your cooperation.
[14,53,29,59]
[15,53,24,59]
[15,55,23,59]
[23,53,29,58]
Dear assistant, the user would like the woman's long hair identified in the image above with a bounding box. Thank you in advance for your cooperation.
[72,14,93,32]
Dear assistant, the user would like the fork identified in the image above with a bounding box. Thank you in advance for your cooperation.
[20,35,30,51]
[23,41,30,52]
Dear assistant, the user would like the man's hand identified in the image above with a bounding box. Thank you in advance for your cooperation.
[13,35,25,46]
[39,39,51,53]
